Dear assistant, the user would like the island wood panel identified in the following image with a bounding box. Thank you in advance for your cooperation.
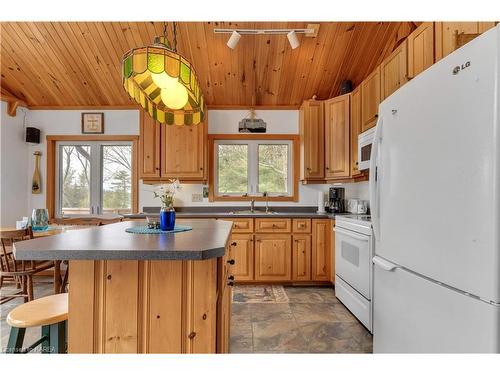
[68,258,220,353]
[324,94,351,179]
[0,22,409,107]
[380,40,408,100]
[292,234,312,281]
[312,219,332,281]
[407,22,435,79]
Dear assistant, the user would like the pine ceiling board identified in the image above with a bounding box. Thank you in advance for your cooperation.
[1,21,406,107]
[1,24,66,105]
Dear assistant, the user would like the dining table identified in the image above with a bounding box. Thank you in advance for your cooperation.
[1,225,88,294]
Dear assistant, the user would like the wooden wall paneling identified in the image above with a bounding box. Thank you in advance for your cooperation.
[407,22,435,79]
[68,260,96,353]
[380,39,408,100]
[102,260,139,353]
[147,260,184,353]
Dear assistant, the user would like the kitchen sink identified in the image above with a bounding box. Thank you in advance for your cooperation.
[229,210,277,215]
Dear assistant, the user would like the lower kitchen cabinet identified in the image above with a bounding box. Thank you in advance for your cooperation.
[254,234,292,281]
[230,234,254,281]
[292,234,311,281]
[312,219,332,281]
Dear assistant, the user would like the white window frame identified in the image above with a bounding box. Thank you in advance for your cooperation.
[55,140,132,217]
[214,139,293,197]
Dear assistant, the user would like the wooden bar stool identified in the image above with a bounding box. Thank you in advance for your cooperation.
[6,293,68,354]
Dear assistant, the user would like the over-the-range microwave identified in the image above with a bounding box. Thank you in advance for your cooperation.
[358,127,376,171]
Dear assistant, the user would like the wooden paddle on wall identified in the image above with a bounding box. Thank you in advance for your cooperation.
[32,151,41,194]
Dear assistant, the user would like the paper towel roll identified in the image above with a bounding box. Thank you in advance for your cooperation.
[317,191,326,213]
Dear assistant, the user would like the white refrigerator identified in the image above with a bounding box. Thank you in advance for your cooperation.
[370,25,500,353]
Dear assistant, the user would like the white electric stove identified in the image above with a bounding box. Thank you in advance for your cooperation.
[334,215,373,332]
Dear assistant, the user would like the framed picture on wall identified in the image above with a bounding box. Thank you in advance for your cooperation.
[81,112,104,134]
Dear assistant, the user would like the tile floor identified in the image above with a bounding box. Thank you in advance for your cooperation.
[231,285,373,353]
[1,276,54,353]
[1,280,373,354]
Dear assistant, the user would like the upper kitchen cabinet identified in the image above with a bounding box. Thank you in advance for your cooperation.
[360,66,381,132]
[407,22,435,79]
[161,121,207,181]
[139,111,161,179]
[324,94,351,179]
[380,40,408,100]
[350,86,362,177]
[435,22,496,61]
[299,99,325,181]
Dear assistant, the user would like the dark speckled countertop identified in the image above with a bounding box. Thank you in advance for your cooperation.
[13,219,233,261]
[123,206,340,219]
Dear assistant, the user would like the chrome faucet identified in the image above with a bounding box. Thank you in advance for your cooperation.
[263,192,269,213]
[250,199,255,213]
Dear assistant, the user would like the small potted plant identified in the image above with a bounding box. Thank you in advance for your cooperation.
[153,179,180,231]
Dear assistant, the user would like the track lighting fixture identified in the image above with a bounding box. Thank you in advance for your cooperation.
[226,30,241,49]
[287,30,300,49]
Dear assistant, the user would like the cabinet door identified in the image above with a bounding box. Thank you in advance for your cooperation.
[380,40,408,100]
[139,111,161,178]
[435,22,496,61]
[292,234,311,281]
[229,234,254,281]
[324,94,350,179]
[350,86,362,177]
[254,234,292,281]
[407,22,435,79]
[312,219,332,281]
[299,100,325,180]
[161,122,205,179]
[360,66,381,132]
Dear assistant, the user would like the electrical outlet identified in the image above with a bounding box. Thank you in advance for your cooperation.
[192,193,203,203]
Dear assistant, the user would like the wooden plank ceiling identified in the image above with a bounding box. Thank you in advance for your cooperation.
[0,22,413,108]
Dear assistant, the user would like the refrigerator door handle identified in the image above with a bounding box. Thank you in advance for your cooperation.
[369,117,383,240]
[372,256,399,271]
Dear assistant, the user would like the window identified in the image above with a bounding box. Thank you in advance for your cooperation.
[56,141,133,216]
[214,139,293,197]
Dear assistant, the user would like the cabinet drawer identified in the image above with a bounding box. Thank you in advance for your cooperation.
[255,218,291,233]
[227,218,254,233]
[292,219,311,233]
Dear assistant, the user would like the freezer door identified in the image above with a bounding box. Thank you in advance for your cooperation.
[371,26,500,302]
[373,256,500,353]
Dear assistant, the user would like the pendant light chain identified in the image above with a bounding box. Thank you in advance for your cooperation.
[173,22,178,52]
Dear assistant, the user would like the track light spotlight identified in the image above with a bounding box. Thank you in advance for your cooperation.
[227,31,241,49]
[287,30,300,49]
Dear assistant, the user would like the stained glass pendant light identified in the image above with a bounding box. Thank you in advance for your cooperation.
[122,23,204,125]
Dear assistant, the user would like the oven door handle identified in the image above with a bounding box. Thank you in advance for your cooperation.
[333,226,369,242]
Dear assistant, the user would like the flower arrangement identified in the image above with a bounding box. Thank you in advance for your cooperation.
[153,179,181,208]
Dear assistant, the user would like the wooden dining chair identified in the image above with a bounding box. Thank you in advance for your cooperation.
[0,228,55,304]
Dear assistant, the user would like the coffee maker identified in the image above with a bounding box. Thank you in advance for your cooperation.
[328,187,345,213]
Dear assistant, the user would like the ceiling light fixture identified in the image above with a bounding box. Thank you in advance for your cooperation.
[122,22,205,125]
[287,30,300,49]
[226,30,241,49]
[215,24,320,50]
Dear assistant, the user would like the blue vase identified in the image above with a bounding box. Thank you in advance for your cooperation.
[160,206,176,231]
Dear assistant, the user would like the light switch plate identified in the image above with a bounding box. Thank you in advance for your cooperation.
[192,193,203,203]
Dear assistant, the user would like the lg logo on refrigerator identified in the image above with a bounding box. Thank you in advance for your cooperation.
[452,61,471,75]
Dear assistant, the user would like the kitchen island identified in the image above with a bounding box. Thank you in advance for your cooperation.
[13,219,234,354]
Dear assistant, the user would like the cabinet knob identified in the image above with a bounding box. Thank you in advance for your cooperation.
[227,259,235,265]
[231,242,237,246]
[199,167,203,170]
[227,281,234,287]
[228,275,235,281]
[155,167,160,170]
[326,167,329,170]
[188,332,196,340]
[307,167,311,171]
[375,114,379,118]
